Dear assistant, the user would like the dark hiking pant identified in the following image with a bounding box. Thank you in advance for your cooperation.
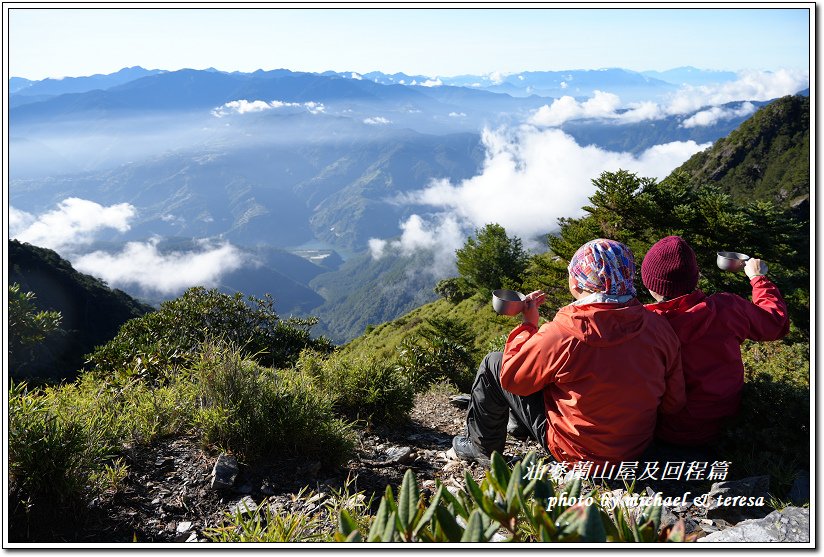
[465,351,549,455]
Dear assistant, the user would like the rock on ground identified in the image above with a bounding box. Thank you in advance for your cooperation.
[698,507,810,543]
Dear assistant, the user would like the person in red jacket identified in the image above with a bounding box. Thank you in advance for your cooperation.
[640,236,790,447]
[452,238,686,465]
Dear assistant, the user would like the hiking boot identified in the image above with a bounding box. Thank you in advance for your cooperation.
[451,435,491,465]
[507,413,531,441]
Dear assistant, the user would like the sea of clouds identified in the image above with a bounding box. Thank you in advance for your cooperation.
[367,69,809,275]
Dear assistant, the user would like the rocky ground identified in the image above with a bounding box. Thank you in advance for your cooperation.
[8,388,810,544]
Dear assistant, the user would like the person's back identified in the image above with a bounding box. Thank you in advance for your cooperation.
[641,236,789,446]
[499,239,685,464]
[502,295,683,463]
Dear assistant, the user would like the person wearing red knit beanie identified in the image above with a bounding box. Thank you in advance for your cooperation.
[641,236,790,447]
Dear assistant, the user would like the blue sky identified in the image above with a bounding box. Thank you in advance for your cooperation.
[7,5,812,80]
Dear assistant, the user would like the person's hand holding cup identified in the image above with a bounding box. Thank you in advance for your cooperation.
[522,290,546,328]
[745,258,768,279]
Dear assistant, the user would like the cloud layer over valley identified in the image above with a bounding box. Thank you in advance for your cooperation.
[529,69,806,127]
[10,199,252,297]
[369,125,711,274]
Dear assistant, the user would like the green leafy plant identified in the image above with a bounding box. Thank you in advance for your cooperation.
[205,500,327,542]
[336,452,694,543]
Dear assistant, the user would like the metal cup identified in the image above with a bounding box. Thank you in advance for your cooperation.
[492,289,526,316]
[716,251,750,272]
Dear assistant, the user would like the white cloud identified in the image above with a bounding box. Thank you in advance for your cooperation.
[487,71,506,85]
[664,69,808,115]
[368,238,387,259]
[72,238,250,295]
[364,116,391,125]
[10,206,35,234]
[529,69,808,127]
[619,101,666,123]
[304,101,326,114]
[212,99,326,117]
[212,99,272,117]
[10,198,135,252]
[560,81,568,89]
[368,213,464,276]
[420,78,443,87]
[449,112,467,118]
[374,125,710,274]
[530,90,621,126]
[681,102,757,128]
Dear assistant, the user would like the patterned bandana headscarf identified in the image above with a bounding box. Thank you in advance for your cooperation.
[567,239,637,297]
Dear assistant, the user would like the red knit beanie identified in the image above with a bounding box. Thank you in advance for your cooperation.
[641,236,699,298]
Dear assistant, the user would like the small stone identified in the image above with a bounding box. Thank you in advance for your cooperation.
[176,521,193,533]
[385,446,414,465]
[449,394,471,409]
[185,532,198,543]
[705,475,770,522]
[229,495,258,516]
[306,492,327,505]
[211,454,239,491]
[155,456,175,468]
[442,460,461,473]
[698,507,809,543]
[446,448,458,461]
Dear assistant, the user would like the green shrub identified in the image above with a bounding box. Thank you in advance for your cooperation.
[86,287,333,385]
[8,382,114,504]
[193,343,355,466]
[8,283,63,378]
[434,277,472,303]
[456,223,529,297]
[395,316,479,393]
[721,340,810,490]
[298,350,414,426]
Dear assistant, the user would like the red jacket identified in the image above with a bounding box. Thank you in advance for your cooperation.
[500,299,685,464]
[644,276,790,445]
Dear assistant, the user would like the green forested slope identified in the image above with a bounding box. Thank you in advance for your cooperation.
[9,240,154,382]
[673,94,809,207]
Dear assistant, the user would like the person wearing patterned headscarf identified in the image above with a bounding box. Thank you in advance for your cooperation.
[453,238,686,466]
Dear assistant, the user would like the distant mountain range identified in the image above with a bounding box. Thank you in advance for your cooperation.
[12,65,735,103]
